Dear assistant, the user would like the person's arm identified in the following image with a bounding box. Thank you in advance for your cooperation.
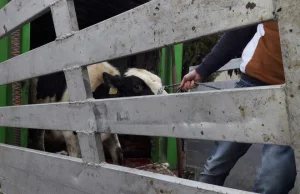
[195,25,257,78]
[180,25,258,91]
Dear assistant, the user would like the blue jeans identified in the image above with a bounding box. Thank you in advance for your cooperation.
[198,79,296,194]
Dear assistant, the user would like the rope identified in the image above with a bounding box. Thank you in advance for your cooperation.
[11,29,22,147]
[164,82,221,92]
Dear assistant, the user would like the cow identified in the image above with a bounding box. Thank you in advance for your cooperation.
[28,61,167,165]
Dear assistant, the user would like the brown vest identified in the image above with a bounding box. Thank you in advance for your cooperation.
[241,21,285,85]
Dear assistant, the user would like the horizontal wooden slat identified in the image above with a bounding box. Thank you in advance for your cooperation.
[0,0,275,85]
[0,86,290,145]
[0,101,96,132]
[93,85,290,145]
[0,144,257,194]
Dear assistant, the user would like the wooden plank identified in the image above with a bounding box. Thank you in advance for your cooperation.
[0,86,290,145]
[0,144,257,194]
[0,0,275,85]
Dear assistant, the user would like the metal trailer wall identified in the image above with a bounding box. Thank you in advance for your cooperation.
[0,0,299,193]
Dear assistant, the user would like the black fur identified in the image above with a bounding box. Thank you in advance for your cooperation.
[115,147,124,165]
[92,83,121,99]
[32,66,157,165]
[36,72,67,102]
[93,72,154,98]
[35,68,155,103]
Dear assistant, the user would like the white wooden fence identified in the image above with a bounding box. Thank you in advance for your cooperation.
[0,0,299,193]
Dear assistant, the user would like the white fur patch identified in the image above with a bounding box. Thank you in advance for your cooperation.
[124,68,168,95]
[87,62,120,91]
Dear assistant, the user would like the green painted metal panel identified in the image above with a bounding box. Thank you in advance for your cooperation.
[174,44,183,83]
[0,0,10,144]
[152,48,168,163]
[164,46,176,169]
[166,44,183,169]
[153,44,183,169]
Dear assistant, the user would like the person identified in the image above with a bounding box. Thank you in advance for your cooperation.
[180,21,296,194]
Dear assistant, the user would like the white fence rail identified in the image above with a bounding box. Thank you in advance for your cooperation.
[0,0,299,193]
[0,144,256,194]
[0,0,274,85]
[0,85,290,145]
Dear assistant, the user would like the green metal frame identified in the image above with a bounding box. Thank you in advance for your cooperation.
[153,44,183,169]
[0,0,30,147]
[168,44,183,169]
[0,0,10,144]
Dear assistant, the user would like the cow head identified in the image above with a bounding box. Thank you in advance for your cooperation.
[93,68,167,99]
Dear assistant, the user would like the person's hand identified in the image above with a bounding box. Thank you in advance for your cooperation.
[180,70,202,91]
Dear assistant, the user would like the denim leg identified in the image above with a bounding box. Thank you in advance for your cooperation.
[253,145,296,194]
[198,79,255,185]
[198,79,259,185]
[198,79,296,192]
[199,141,251,186]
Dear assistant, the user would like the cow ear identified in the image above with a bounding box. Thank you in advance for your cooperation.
[103,72,121,87]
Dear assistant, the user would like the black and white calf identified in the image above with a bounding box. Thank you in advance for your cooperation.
[28,62,167,165]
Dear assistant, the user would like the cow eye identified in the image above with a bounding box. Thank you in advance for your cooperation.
[134,84,143,91]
